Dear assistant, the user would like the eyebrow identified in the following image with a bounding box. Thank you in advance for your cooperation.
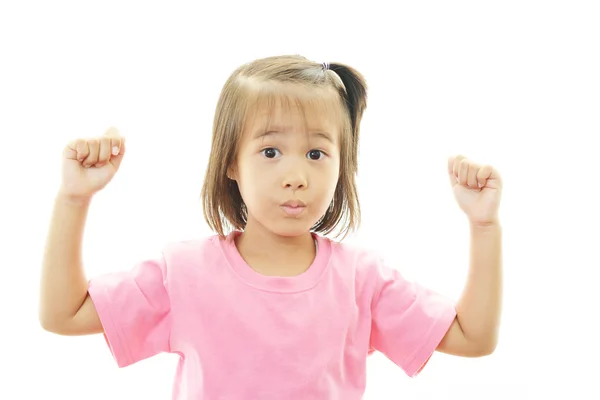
[254,129,335,144]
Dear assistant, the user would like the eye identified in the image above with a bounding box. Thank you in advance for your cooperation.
[307,149,325,160]
[261,148,280,159]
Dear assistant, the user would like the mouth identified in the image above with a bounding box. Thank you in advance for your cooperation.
[280,200,306,216]
[281,200,306,208]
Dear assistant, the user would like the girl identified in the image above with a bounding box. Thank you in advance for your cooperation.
[39,55,503,399]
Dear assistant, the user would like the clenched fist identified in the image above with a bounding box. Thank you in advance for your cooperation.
[59,127,126,202]
[448,155,502,226]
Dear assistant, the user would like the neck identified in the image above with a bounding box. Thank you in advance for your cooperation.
[235,217,316,276]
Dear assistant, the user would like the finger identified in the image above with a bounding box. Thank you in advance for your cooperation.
[458,158,469,186]
[96,136,112,167]
[110,136,122,156]
[452,155,466,177]
[82,139,99,168]
[104,126,123,156]
[64,138,88,161]
[467,163,479,189]
[109,137,126,169]
[447,156,457,186]
[449,155,466,185]
[476,164,494,188]
[64,139,79,160]
[75,139,90,162]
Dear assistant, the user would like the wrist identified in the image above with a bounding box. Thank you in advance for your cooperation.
[469,219,501,230]
[56,189,93,207]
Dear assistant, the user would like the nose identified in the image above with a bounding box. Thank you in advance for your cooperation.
[282,168,308,191]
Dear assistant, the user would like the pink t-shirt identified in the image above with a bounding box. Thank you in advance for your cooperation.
[88,230,456,399]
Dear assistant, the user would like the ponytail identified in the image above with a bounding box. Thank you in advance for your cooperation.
[328,63,368,135]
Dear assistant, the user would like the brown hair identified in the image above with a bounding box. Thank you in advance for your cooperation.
[201,54,368,239]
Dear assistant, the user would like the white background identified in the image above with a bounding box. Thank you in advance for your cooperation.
[1,0,599,398]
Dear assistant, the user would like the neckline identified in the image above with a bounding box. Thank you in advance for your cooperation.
[218,230,332,293]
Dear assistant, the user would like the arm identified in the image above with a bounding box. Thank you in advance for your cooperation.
[39,128,124,335]
[38,192,103,335]
[437,221,502,356]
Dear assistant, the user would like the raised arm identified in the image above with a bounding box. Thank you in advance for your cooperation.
[436,156,503,356]
[38,127,125,335]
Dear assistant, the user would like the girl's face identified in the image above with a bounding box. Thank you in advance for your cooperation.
[231,94,342,238]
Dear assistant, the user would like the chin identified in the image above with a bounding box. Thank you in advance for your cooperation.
[269,225,312,238]
[264,219,317,238]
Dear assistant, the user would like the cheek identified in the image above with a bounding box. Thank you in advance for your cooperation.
[315,161,340,199]
[324,158,341,184]
[236,160,272,197]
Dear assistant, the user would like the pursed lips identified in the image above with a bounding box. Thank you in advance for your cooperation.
[280,200,306,216]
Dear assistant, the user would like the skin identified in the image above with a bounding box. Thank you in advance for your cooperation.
[230,91,342,277]
[38,129,124,335]
[38,87,502,361]
[436,156,503,357]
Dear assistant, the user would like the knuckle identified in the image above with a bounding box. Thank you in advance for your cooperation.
[77,140,88,151]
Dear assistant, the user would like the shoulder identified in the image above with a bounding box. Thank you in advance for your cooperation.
[138,234,226,284]
[328,236,386,272]
[160,234,224,264]
[325,235,389,291]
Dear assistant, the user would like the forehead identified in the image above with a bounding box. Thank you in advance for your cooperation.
[241,83,345,140]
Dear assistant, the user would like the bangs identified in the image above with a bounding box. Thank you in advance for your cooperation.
[238,80,348,140]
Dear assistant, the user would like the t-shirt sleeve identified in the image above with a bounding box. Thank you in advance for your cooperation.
[87,252,171,368]
[369,257,457,377]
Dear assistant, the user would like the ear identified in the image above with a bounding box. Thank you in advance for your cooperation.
[226,165,237,181]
